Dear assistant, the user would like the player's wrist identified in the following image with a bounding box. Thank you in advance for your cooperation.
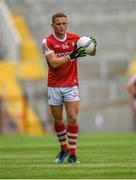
[67,54,75,61]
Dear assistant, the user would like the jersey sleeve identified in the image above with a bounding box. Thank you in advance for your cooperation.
[42,38,54,56]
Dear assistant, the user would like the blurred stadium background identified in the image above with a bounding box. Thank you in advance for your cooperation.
[0,0,136,135]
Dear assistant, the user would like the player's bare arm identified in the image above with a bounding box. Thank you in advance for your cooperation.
[46,47,86,68]
[46,52,70,68]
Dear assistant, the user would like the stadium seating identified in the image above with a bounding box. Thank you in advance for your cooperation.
[0,2,46,134]
[0,61,45,135]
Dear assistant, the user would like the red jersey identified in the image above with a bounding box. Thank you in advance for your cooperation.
[42,32,80,87]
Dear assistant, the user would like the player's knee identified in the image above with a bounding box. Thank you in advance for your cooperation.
[68,115,77,126]
[54,119,63,127]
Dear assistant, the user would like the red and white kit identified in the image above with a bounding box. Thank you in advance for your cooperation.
[42,32,80,87]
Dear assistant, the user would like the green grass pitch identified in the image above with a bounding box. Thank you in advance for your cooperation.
[0,133,136,179]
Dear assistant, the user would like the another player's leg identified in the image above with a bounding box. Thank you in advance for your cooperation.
[50,105,69,164]
[65,101,80,164]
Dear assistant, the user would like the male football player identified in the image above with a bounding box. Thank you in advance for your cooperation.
[42,12,97,164]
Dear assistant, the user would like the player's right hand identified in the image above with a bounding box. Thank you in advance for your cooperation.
[69,45,87,60]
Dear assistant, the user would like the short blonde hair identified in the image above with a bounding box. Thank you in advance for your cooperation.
[52,13,67,23]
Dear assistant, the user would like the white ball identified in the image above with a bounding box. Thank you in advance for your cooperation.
[77,36,95,55]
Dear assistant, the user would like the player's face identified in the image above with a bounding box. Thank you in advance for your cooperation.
[52,17,68,38]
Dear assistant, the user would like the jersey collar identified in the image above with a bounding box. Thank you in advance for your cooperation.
[53,33,67,42]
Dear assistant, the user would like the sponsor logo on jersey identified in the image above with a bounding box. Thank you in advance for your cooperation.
[56,51,72,57]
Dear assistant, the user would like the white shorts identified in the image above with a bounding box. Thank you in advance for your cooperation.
[48,86,80,105]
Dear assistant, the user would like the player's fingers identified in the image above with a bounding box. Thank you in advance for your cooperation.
[80,52,87,56]
[80,51,86,54]
[78,47,85,52]
[80,54,86,57]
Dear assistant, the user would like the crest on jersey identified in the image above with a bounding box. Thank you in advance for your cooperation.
[63,44,69,49]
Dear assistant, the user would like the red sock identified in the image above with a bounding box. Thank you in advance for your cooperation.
[54,123,68,152]
[67,124,78,156]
